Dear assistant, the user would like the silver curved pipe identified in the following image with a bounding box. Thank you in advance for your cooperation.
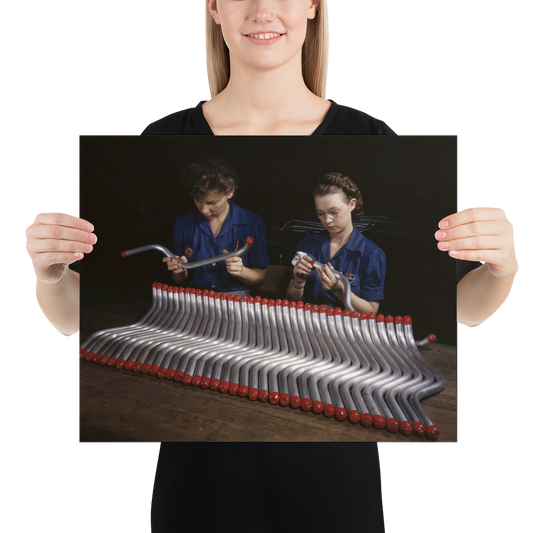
[121,236,254,269]
[81,282,163,357]
[310,260,354,311]
[404,316,445,441]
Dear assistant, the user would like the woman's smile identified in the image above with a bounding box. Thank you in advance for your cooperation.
[243,31,285,45]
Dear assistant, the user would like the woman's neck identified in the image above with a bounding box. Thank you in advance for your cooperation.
[329,224,353,251]
[202,58,330,135]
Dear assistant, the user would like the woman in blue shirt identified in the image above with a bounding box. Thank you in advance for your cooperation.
[163,156,269,295]
[287,172,385,313]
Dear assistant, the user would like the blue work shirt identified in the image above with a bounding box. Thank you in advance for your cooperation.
[172,201,270,292]
[296,227,386,308]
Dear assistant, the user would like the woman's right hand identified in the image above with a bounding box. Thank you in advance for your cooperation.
[26,213,97,284]
[163,255,188,275]
[293,254,313,285]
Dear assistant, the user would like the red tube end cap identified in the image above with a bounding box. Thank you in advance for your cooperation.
[174,370,184,383]
[324,404,335,418]
[360,413,373,427]
[386,418,399,433]
[319,305,327,314]
[428,334,437,343]
[141,363,152,374]
[334,307,343,316]
[290,396,301,409]
[219,381,230,393]
[412,421,426,438]
[210,378,221,391]
[191,375,202,387]
[312,401,324,414]
[377,314,385,323]
[115,358,126,370]
[301,398,312,412]
[166,369,176,380]
[404,315,412,325]
[348,410,361,424]
[373,414,386,429]
[238,384,249,397]
[85,352,96,362]
[400,420,413,437]
[248,388,259,401]
[327,308,335,317]
[121,251,127,257]
[369,312,376,320]
[91,353,103,364]
[229,382,239,395]
[157,368,168,379]
[360,313,368,321]
[279,393,290,407]
[426,425,440,441]
[386,315,394,324]
[258,389,269,402]
[182,374,192,385]
[132,361,143,373]
[201,377,211,389]
[246,236,254,245]
[148,365,159,376]
[125,360,136,371]
[99,355,110,366]
[297,301,304,310]
[107,356,118,368]
[395,316,403,325]
[351,310,359,319]
[399,421,413,437]
[269,391,280,405]
[336,407,348,421]
[343,309,351,317]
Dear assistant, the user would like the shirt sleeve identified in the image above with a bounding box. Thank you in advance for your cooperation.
[358,248,386,301]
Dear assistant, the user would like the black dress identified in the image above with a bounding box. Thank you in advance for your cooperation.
[151,441,383,533]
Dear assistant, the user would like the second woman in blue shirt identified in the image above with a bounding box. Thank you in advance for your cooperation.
[286,172,385,313]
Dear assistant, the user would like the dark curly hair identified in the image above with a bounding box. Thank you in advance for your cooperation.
[181,156,241,199]
[313,172,364,221]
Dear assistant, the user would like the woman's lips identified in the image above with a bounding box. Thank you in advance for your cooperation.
[243,32,284,45]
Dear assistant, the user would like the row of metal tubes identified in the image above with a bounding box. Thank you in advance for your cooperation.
[81,283,163,351]
[82,286,444,436]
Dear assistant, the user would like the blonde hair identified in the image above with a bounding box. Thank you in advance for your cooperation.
[205,1,329,98]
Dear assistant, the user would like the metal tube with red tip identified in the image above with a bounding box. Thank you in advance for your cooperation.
[231,298,279,397]
[124,287,210,371]
[309,259,355,311]
[182,295,249,387]
[267,301,307,402]
[374,315,414,431]
[294,304,330,410]
[315,308,354,418]
[394,317,435,438]
[336,311,374,423]
[404,316,445,440]
[121,237,254,269]
[81,282,162,354]
[204,296,259,388]
[280,303,322,408]
[225,297,273,389]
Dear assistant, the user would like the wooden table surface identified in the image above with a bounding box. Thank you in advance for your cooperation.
[80,289,457,443]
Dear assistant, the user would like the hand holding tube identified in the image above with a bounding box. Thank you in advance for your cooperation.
[293,254,313,287]
[163,255,188,275]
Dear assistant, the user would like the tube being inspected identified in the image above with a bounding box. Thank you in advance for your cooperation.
[121,237,254,268]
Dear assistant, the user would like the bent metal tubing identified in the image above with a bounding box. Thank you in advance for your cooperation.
[309,260,354,311]
[121,237,254,268]
[82,281,445,440]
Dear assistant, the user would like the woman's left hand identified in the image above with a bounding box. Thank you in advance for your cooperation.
[435,208,518,278]
[223,249,244,278]
[317,262,342,292]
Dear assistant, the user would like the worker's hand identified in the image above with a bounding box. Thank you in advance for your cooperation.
[317,262,342,292]
[435,208,518,278]
[163,255,188,275]
[223,249,244,278]
[293,254,313,286]
[26,213,97,284]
